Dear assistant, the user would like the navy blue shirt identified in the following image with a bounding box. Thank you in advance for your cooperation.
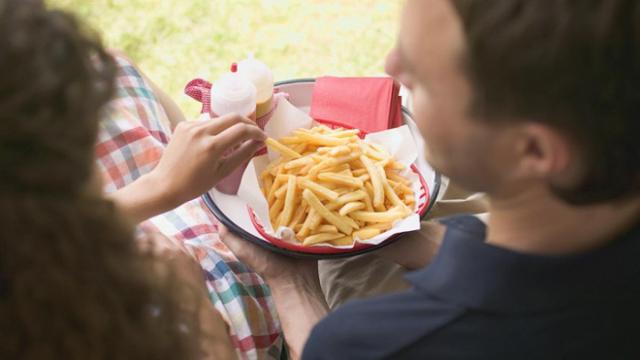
[303,215,640,359]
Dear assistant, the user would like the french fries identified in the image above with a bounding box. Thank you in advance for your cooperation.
[262,125,415,246]
[265,138,302,159]
[278,175,297,228]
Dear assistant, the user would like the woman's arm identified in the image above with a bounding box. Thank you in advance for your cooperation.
[105,52,267,224]
[108,172,176,224]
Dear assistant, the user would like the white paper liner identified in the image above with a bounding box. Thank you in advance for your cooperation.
[221,98,422,249]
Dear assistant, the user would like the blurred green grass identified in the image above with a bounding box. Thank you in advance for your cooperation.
[48,0,401,116]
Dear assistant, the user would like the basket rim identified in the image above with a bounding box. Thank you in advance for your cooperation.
[202,78,442,259]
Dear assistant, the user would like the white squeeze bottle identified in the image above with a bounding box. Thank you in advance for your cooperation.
[211,64,258,194]
[210,63,257,121]
[236,54,274,119]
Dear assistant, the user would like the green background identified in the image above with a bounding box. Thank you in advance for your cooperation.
[48,0,402,116]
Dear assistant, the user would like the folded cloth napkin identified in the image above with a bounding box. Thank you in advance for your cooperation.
[310,76,403,133]
[184,78,214,115]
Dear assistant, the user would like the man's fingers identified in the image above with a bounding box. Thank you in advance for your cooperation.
[219,227,249,256]
[199,113,259,136]
[218,139,264,174]
[219,225,229,237]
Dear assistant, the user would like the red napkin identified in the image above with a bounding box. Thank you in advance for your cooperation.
[310,76,403,133]
[184,78,213,115]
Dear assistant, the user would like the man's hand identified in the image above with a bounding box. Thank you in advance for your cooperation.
[219,226,318,284]
[375,220,446,270]
[219,227,327,360]
[110,114,265,223]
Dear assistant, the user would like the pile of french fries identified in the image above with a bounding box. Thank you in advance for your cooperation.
[261,125,416,247]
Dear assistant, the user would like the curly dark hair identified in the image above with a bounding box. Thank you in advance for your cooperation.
[0,0,204,358]
[451,0,640,204]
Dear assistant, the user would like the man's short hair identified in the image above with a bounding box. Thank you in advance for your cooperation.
[451,0,640,204]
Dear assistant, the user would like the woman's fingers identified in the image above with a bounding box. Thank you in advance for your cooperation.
[213,121,265,151]
[218,139,265,174]
[154,115,265,205]
[198,113,260,136]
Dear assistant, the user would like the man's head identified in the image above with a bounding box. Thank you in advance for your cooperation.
[387,0,640,205]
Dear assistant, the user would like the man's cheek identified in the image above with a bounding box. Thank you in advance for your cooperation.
[411,89,433,138]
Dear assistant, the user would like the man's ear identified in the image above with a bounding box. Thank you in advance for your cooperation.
[510,123,572,180]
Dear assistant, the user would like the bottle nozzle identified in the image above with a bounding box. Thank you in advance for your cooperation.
[230,62,238,73]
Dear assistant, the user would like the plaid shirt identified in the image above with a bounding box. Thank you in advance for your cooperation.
[95,56,283,359]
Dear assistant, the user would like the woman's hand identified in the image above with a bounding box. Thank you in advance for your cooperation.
[151,113,266,207]
[110,114,265,223]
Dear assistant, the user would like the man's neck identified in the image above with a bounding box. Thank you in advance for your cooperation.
[486,185,640,256]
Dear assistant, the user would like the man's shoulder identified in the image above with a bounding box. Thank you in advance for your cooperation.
[302,288,465,360]
[439,214,487,238]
